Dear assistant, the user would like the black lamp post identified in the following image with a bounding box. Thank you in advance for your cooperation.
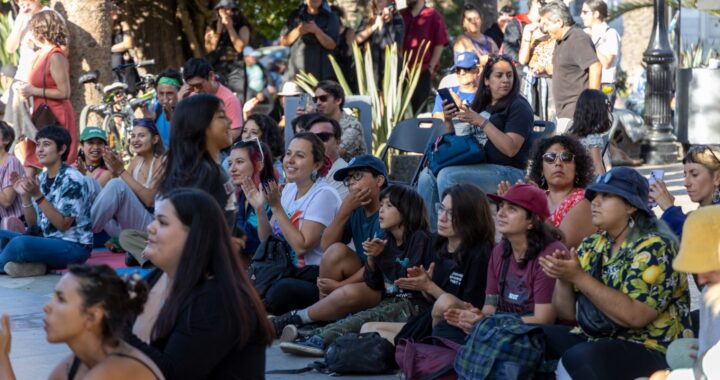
[641,0,679,164]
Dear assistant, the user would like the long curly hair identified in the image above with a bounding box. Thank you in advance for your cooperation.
[29,11,68,47]
[567,89,612,138]
[528,135,595,190]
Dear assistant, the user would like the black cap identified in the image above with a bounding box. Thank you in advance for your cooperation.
[214,0,237,9]
[333,155,388,181]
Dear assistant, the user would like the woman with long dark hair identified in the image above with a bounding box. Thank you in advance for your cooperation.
[133,188,274,379]
[417,54,534,228]
[239,113,285,182]
[441,183,561,342]
[567,89,613,174]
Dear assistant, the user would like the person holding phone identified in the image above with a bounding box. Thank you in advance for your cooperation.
[650,145,720,239]
[418,55,533,229]
[432,53,481,133]
[355,0,404,85]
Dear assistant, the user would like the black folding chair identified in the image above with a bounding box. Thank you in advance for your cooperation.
[379,118,445,186]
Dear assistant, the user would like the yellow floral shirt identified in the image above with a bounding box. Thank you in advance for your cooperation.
[574,231,693,353]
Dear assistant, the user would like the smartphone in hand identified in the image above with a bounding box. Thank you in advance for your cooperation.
[437,88,459,112]
[648,169,665,208]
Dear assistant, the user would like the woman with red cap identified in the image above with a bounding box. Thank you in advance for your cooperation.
[437,183,565,342]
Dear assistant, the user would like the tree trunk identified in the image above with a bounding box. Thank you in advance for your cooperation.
[51,0,112,116]
[122,0,188,68]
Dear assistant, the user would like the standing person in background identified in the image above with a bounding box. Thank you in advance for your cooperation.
[280,0,340,82]
[497,5,523,61]
[330,5,357,93]
[313,80,366,161]
[539,1,601,134]
[110,5,138,94]
[519,0,556,121]
[3,0,50,139]
[401,0,450,114]
[204,0,251,98]
[453,4,498,68]
[143,68,181,149]
[19,10,77,168]
[0,122,24,232]
[180,58,244,141]
[580,0,621,108]
[355,0,404,86]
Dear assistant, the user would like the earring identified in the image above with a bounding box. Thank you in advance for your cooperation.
[714,187,720,204]
[311,169,318,181]
[628,216,635,229]
[540,175,546,187]
[575,176,580,186]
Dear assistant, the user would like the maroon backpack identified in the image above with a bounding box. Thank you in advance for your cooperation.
[396,336,461,380]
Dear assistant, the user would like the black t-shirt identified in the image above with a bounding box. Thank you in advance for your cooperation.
[552,26,599,118]
[432,239,493,308]
[484,96,534,169]
[281,5,340,81]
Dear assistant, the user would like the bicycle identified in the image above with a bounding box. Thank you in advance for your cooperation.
[78,60,155,158]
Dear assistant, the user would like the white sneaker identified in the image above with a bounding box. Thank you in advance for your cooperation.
[3,262,47,278]
[280,324,298,343]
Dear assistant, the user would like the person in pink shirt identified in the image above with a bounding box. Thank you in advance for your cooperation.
[180,58,244,141]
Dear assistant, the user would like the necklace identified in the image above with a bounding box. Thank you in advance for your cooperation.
[608,222,630,245]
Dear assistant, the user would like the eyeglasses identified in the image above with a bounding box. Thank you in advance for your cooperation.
[234,136,265,164]
[542,152,575,164]
[312,94,331,103]
[435,203,453,220]
[342,171,367,187]
[688,145,720,164]
[313,132,334,142]
[456,67,479,74]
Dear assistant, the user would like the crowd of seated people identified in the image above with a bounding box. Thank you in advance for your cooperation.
[0,2,716,379]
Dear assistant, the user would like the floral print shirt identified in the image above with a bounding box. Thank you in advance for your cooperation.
[36,164,93,245]
[574,231,693,353]
[549,187,585,228]
[339,112,367,162]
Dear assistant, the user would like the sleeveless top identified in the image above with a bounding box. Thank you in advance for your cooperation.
[67,341,165,380]
[133,156,157,188]
[464,33,498,56]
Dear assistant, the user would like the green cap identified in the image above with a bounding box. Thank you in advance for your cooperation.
[79,127,108,143]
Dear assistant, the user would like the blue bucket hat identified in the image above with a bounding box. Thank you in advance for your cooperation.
[333,155,388,181]
[585,167,652,215]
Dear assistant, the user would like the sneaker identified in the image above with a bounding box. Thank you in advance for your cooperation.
[279,335,326,357]
[280,324,298,343]
[4,262,47,278]
[270,312,302,338]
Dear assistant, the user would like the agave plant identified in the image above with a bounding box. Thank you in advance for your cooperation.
[678,40,719,68]
[294,41,430,156]
[0,12,18,67]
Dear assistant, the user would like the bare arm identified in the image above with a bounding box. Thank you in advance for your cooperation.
[597,50,616,69]
[35,195,75,232]
[355,22,377,44]
[226,25,250,54]
[588,62,602,89]
[31,54,71,100]
[116,156,162,207]
[269,209,326,256]
[0,187,17,209]
[313,25,337,50]
[558,200,595,249]
[485,128,526,157]
[520,303,556,324]
[110,22,133,53]
[552,279,577,321]
[320,202,353,251]
[590,146,605,174]
[428,45,445,74]
[204,22,223,52]
[280,25,303,47]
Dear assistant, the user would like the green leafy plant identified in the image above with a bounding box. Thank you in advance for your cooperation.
[0,12,18,67]
[295,41,430,156]
[678,40,719,68]
[608,0,720,22]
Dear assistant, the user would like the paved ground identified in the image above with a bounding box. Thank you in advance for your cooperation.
[0,163,699,379]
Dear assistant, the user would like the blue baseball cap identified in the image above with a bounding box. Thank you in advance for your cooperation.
[333,155,388,181]
[585,167,653,215]
[453,52,480,70]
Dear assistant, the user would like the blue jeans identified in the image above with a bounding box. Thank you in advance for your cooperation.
[0,230,92,273]
[417,164,525,230]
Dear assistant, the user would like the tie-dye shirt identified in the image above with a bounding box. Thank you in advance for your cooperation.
[36,164,93,245]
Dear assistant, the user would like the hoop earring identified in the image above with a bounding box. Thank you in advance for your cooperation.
[714,187,720,204]
[311,169,318,181]
[628,216,635,229]
[540,175,546,188]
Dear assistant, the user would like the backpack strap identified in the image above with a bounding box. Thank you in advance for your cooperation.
[498,253,511,305]
[266,361,329,375]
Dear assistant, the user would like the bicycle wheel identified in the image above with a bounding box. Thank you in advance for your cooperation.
[102,113,130,154]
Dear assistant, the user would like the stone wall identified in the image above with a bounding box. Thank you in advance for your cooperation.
[620,7,654,85]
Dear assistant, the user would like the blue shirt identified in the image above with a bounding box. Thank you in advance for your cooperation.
[153,101,171,149]
[432,86,476,113]
[342,208,384,263]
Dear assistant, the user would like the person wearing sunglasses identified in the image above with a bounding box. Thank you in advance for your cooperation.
[453,4,498,67]
[518,135,596,249]
[650,145,720,239]
[539,167,691,379]
[432,52,481,133]
[313,80,366,162]
[305,114,349,199]
[418,55,533,230]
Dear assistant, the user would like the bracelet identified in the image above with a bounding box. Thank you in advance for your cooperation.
[34,195,45,205]
[22,203,33,208]
[116,169,126,177]
[478,118,490,129]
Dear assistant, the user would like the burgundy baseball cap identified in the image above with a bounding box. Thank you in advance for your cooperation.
[487,183,550,220]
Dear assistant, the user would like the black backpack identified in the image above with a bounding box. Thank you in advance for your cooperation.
[247,235,295,298]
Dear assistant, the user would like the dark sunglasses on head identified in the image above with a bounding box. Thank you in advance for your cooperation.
[313,132,334,142]
[542,152,575,164]
[313,94,331,103]
[688,144,720,163]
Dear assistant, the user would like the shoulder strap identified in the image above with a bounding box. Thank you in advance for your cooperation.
[108,352,163,380]
[499,253,511,302]
[40,49,59,105]
[67,356,81,379]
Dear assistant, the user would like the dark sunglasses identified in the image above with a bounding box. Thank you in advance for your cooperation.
[542,152,575,164]
[313,94,332,103]
[313,132,334,142]
[688,145,720,164]
[456,66,479,74]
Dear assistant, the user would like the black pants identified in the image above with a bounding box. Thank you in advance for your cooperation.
[540,324,667,379]
[411,70,433,115]
[264,265,319,315]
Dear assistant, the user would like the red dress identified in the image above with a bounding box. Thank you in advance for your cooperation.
[27,47,78,165]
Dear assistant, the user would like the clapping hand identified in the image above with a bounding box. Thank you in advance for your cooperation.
[362,237,387,258]
[240,176,267,210]
[395,262,435,291]
[538,248,585,283]
[263,180,282,209]
[444,306,483,334]
[11,173,40,199]
[102,148,125,176]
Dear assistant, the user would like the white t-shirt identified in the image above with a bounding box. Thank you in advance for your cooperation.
[13,7,55,81]
[324,157,348,200]
[272,180,341,266]
[586,23,621,84]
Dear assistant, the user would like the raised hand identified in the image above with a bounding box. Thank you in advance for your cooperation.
[539,247,584,283]
[649,180,675,211]
[362,237,387,257]
[263,180,282,209]
[240,176,267,210]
